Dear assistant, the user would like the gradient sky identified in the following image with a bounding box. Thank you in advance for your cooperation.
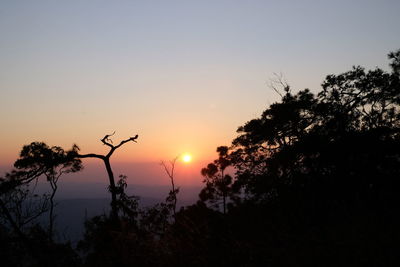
[1,0,400,186]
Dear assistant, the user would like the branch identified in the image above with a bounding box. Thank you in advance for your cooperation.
[101,132,116,148]
[161,161,173,180]
[76,153,105,160]
[21,200,49,227]
[268,72,290,98]
[0,169,48,193]
[114,135,139,150]
[0,199,28,240]
[161,157,178,180]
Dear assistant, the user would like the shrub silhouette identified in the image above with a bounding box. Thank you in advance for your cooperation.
[1,50,399,266]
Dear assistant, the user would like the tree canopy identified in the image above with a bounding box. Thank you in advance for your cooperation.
[1,49,399,266]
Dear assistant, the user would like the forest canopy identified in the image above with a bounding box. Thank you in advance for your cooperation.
[0,49,399,267]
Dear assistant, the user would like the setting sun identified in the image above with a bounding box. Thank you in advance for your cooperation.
[182,154,192,163]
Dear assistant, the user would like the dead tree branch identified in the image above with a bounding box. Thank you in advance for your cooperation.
[77,132,138,220]
[268,72,291,97]
[161,157,179,218]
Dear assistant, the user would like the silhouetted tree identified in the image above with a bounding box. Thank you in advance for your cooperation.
[3,50,398,267]
[0,142,82,240]
[226,50,400,205]
[0,142,82,266]
[0,181,49,236]
[197,49,400,266]
[76,132,138,219]
[200,146,234,214]
[81,49,400,267]
[161,157,180,218]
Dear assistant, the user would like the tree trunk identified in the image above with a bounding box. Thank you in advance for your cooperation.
[103,158,118,219]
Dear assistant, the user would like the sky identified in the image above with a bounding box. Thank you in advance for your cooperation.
[1,0,400,188]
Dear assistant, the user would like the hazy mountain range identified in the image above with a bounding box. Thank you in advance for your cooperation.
[48,183,201,244]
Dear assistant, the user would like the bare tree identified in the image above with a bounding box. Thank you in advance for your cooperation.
[267,72,291,97]
[160,157,179,218]
[77,132,138,219]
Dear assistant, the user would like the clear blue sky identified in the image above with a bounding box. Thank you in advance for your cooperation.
[1,0,399,172]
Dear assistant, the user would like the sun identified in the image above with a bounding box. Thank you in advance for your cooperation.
[182,154,192,163]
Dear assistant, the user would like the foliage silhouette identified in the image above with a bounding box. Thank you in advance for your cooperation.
[0,142,82,239]
[199,146,236,214]
[77,50,400,266]
[0,142,82,266]
[76,132,138,219]
[1,49,399,266]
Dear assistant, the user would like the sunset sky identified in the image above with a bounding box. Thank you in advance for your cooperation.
[1,1,400,188]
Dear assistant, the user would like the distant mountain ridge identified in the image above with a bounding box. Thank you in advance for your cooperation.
[46,185,200,245]
[53,197,164,244]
